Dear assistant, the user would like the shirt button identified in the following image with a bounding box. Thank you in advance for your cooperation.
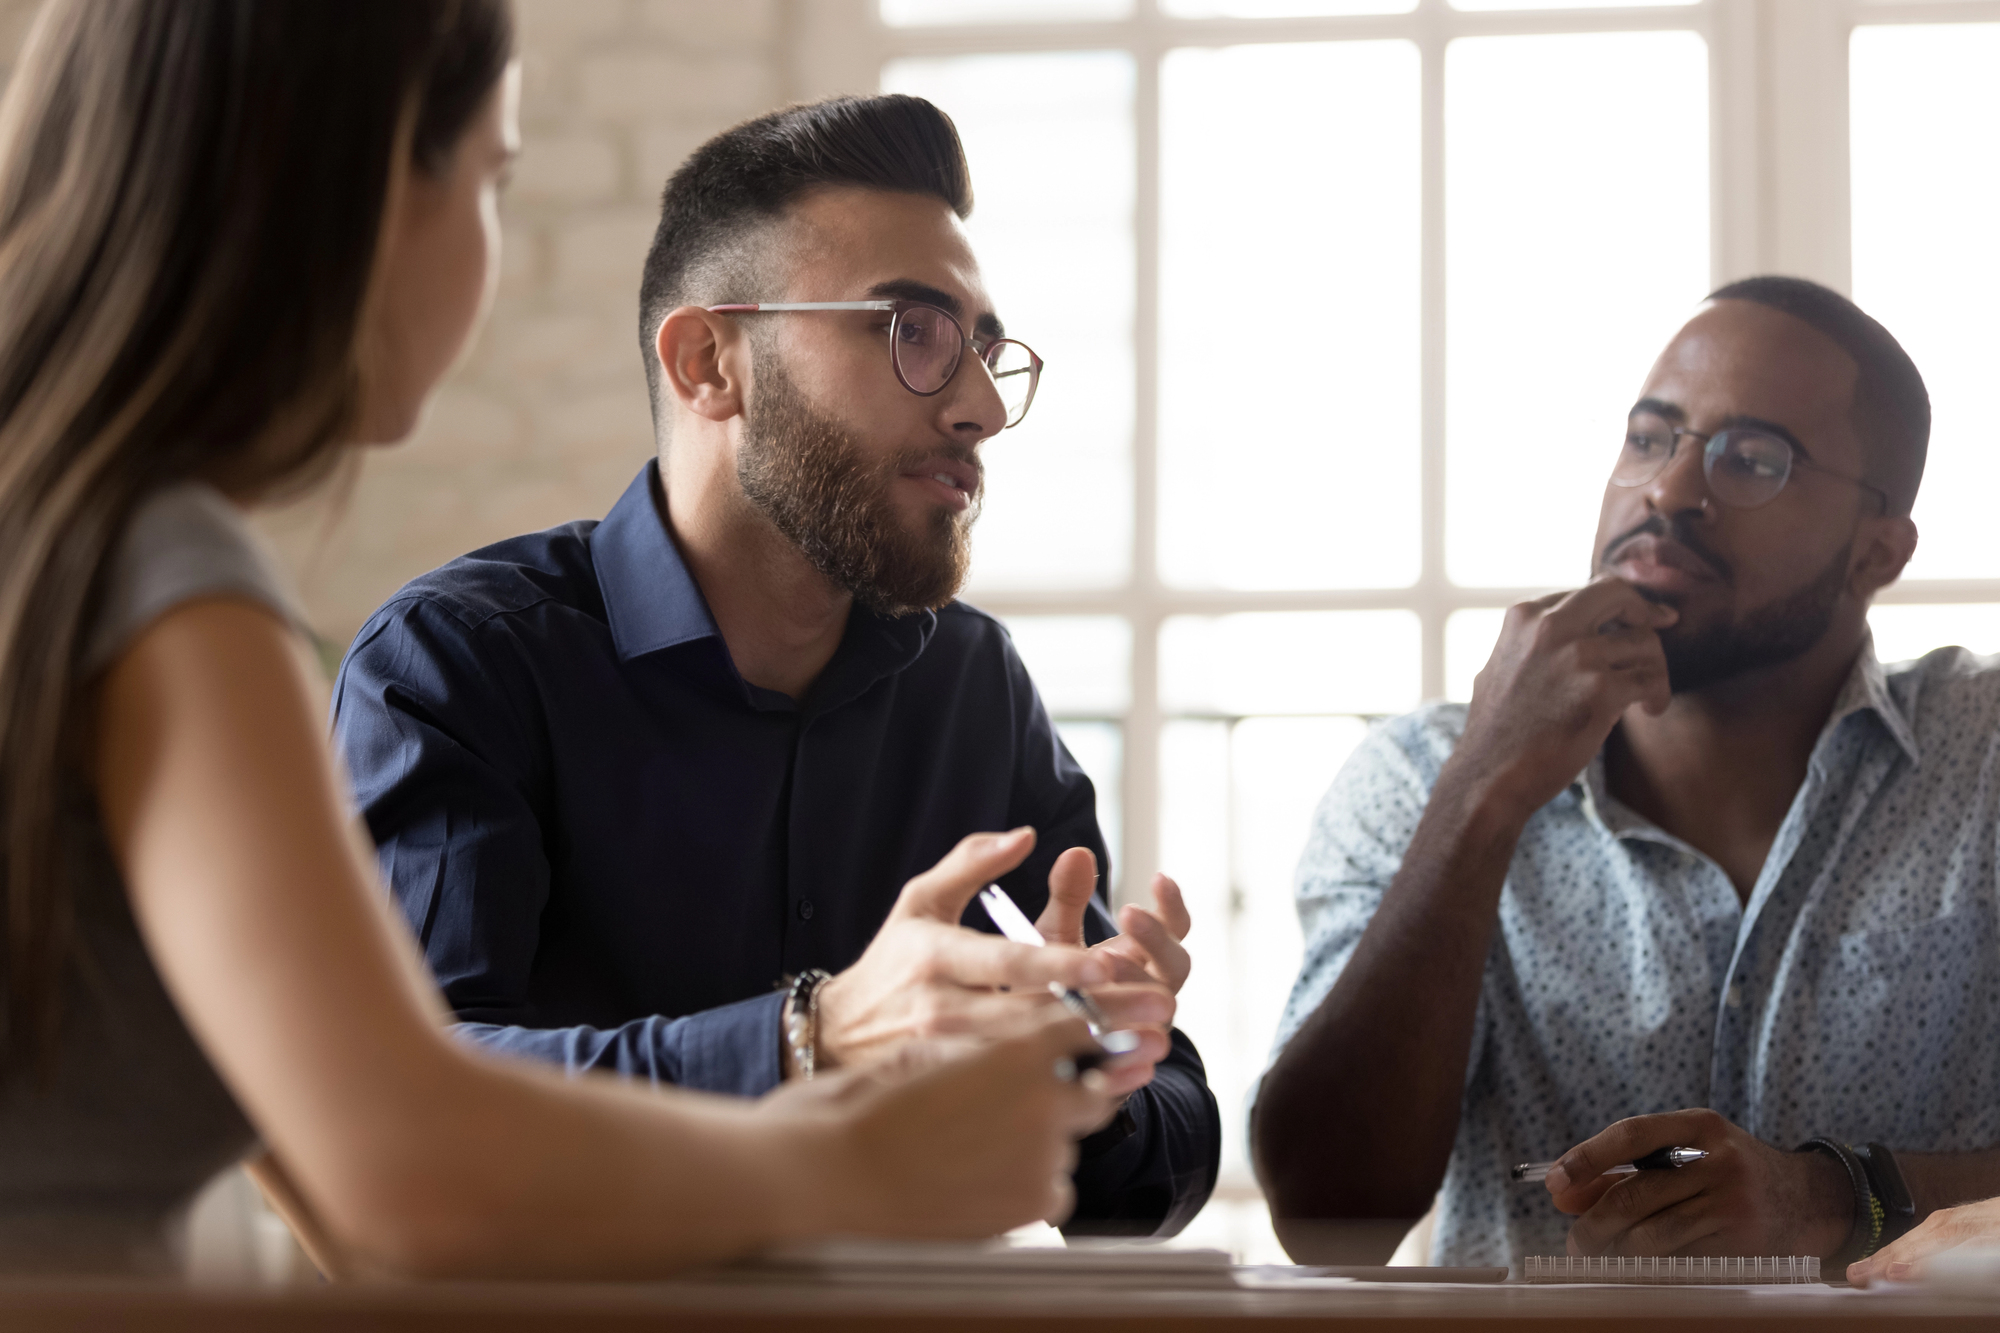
[797,899,815,921]
[1726,984,1743,1009]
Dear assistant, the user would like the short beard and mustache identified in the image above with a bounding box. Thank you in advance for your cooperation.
[1599,514,1851,695]
[735,359,981,617]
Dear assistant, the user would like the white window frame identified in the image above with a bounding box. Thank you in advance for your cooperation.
[790,0,2000,902]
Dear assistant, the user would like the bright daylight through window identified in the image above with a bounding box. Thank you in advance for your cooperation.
[833,0,2000,1262]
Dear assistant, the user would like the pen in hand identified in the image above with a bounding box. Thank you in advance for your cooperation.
[1511,1147,1708,1184]
[976,884,1143,1059]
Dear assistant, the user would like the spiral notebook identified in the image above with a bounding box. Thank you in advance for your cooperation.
[1521,1255,1821,1285]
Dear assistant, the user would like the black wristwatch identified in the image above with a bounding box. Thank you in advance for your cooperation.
[1795,1137,1879,1271]
[1855,1142,1917,1246]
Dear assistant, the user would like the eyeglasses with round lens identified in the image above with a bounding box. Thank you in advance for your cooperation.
[704,298,1044,429]
[1612,411,1888,513]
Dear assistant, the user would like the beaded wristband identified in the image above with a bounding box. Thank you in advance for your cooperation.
[782,969,833,1081]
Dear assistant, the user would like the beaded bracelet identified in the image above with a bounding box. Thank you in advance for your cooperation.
[782,968,833,1081]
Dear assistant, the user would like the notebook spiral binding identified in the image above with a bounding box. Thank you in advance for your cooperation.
[1521,1255,1821,1285]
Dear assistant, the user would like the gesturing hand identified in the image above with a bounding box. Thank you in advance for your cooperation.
[810,827,1111,1074]
[1451,577,1678,825]
[1032,847,1190,1103]
[1545,1109,1852,1260]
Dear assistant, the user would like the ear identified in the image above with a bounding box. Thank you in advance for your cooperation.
[1850,513,1919,600]
[656,306,749,424]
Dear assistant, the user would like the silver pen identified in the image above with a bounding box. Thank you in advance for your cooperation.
[977,884,1142,1057]
[1511,1146,1709,1184]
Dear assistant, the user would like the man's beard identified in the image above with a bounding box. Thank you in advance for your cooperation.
[735,361,980,616]
[1600,515,1850,695]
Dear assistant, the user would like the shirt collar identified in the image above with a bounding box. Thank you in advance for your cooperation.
[1572,634,1921,839]
[591,461,722,662]
[589,460,939,713]
[1829,633,1921,769]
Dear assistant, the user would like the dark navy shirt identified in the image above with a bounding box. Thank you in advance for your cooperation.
[332,462,1219,1235]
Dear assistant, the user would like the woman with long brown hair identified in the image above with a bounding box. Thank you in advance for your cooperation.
[0,0,1109,1278]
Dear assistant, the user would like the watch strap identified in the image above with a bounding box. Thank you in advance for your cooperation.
[1795,1136,1881,1271]
[1855,1142,1917,1245]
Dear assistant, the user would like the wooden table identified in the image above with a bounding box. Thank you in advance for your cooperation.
[1,1274,1997,1332]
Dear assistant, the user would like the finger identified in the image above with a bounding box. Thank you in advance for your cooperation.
[1548,1170,1625,1217]
[1116,904,1191,994]
[893,827,1038,924]
[1636,662,1672,717]
[1034,846,1099,948]
[1546,1110,1716,1194]
[1146,874,1192,940]
[1572,1191,1726,1259]
[1077,980,1175,1030]
[1019,1012,1121,1135]
[1088,936,1163,986]
[1563,1170,1710,1256]
[925,922,1110,990]
[1546,577,1680,640]
[1092,1057,1160,1101]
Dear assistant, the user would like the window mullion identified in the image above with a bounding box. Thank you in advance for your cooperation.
[1419,0,1449,701]
[1124,8,1163,907]
[1765,0,1858,292]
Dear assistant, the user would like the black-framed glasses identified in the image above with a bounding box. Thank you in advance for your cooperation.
[1612,411,1889,513]
[706,299,1044,428]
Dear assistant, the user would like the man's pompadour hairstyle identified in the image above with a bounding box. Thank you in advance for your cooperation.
[637,94,973,415]
[1706,275,1930,517]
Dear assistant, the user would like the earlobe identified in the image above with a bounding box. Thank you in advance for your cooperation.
[657,307,746,424]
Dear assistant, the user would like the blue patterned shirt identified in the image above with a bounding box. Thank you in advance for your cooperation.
[1267,642,2000,1266]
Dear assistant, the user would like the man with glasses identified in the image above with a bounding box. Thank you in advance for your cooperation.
[1255,277,2000,1272]
[332,95,1219,1234]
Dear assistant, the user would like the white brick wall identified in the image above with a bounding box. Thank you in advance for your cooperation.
[0,0,794,647]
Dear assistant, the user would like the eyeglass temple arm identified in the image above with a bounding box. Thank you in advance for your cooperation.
[1678,425,1891,513]
[1791,454,1891,513]
[704,301,898,313]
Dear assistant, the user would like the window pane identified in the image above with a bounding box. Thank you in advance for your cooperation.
[1852,24,2000,580]
[998,615,1132,714]
[1159,42,1421,590]
[1444,31,1709,588]
[1054,721,1123,897]
[1164,0,1413,15]
[1163,717,1367,1216]
[881,0,1131,24]
[1161,610,1421,715]
[1869,604,2000,665]
[1445,606,1507,703]
[883,53,1135,590]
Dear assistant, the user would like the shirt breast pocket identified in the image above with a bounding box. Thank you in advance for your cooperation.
[1819,905,2000,1147]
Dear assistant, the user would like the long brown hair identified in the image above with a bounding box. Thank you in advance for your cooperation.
[0,0,512,1068]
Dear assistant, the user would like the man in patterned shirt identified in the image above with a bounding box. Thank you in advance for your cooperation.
[1253,276,2000,1273]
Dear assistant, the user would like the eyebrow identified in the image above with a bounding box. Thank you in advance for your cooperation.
[1629,399,1815,460]
[865,278,1005,340]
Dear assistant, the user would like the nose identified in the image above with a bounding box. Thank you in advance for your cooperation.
[940,344,1008,441]
[1644,432,1715,519]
